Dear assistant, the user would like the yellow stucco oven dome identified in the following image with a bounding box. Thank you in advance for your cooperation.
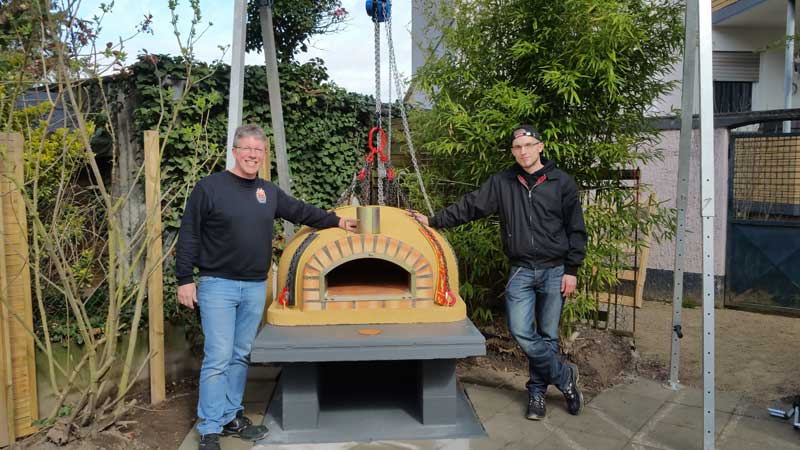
[266,206,467,325]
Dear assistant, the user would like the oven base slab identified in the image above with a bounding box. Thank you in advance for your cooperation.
[251,319,487,444]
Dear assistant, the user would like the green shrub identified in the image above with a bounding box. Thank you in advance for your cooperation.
[412,0,683,331]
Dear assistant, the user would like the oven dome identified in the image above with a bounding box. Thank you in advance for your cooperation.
[267,206,467,326]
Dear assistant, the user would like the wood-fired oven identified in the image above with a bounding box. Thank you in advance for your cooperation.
[266,206,467,325]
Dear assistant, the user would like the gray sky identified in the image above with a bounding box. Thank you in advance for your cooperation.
[77,0,413,96]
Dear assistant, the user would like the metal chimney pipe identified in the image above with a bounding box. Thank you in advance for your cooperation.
[356,206,380,234]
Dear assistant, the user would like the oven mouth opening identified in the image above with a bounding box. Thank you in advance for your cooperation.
[324,258,412,301]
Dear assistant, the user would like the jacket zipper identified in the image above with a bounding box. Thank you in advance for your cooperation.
[527,177,547,269]
[517,173,547,270]
[528,189,534,266]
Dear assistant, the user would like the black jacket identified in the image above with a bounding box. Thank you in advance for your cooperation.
[428,159,587,275]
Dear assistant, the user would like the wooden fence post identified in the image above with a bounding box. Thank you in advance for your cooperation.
[0,134,18,446]
[144,131,166,404]
[0,132,38,440]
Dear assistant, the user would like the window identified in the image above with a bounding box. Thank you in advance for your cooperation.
[714,81,752,113]
[712,51,759,113]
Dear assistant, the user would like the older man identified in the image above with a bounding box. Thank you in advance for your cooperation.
[176,124,356,450]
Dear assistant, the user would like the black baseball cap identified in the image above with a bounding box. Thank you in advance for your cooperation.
[510,125,541,146]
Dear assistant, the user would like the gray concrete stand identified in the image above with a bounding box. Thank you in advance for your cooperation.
[251,319,487,444]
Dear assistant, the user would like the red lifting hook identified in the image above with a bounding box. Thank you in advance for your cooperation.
[367,126,388,161]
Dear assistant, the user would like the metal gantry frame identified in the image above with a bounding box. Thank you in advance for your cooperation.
[698,1,717,448]
[259,0,295,237]
[227,1,721,448]
[226,0,294,236]
[226,0,247,169]
[673,1,799,448]
[671,1,716,449]
[668,0,697,392]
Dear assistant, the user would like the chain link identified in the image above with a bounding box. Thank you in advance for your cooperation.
[373,18,382,130]
[335,165,361,207]
[335,1,430,212]
[386,14,392,164]
[384,12,434,216]
[373,15,386,205]
[383,2,392,207]
[362,168,372,205]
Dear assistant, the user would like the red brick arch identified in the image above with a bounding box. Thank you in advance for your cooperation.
[299,235,435,311]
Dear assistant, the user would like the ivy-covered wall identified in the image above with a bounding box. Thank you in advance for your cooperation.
[123,55,375,228]
[104,55,376,326]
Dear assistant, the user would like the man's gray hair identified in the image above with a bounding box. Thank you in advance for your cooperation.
[233,124,267,147]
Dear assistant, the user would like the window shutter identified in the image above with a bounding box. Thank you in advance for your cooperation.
[713,51,760,82]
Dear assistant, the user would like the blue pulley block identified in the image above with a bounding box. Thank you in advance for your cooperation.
[365,0,391,22]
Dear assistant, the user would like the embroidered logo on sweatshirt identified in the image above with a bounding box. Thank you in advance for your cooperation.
[256,188,267,204]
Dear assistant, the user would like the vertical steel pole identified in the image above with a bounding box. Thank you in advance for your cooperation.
[784,0,796,133]
[669,0,699,391]
[260,1,294,238]
[226,0,247,169]
[698,1,716,448]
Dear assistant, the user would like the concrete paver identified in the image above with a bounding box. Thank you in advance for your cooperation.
[640,420,725,450]
[717,415,800,449]
[620,444,664,450]
[531,430,628,450]
[556,405,634,443]
[656,404,733,431]
[605,379,677,403]
[583,390,664,433]
[666,387,741,414]
[480,411,536,445]
[177,368,800,450]
[464,437,514,450]
[462,384,516,419]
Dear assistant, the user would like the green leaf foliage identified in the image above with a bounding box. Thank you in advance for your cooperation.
[119,55,374,322]
[245,0,348,62]
[126,55,373,223]
[412,0,683,330]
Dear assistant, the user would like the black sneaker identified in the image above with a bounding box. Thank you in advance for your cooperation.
[198,433,220,450]
[526,393,546,420]
[221,411,269,441]
[561,362,584,415]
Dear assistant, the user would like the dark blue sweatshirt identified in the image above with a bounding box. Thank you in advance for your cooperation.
[175,171,339,285]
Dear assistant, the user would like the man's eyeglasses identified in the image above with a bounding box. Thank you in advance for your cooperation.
[511,141,543,152]
[234,146,266,154]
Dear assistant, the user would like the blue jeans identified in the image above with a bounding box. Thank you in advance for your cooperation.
[505,265,569,396]
[196,276,266,436]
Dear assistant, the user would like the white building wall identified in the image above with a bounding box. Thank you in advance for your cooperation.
[653,26,796,115]
[756,49,794,110]
[641,129,729,277]
[410,0,444,106]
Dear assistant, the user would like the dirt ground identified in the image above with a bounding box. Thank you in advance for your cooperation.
[22,301,799,450]
[22,379,199,450]
[122,379,199,450]
[635,300,800,406]
[461,301,800,408]
[458,316,636,397]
